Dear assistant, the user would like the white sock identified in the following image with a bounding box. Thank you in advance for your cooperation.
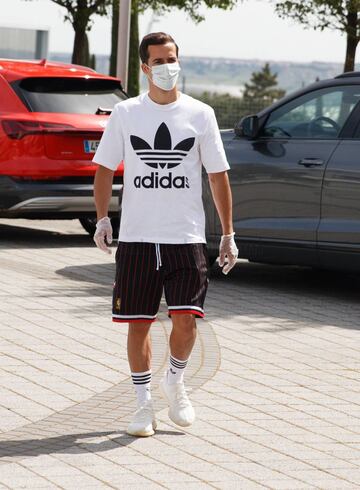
[131,369,152,407]
[167,354,189,385]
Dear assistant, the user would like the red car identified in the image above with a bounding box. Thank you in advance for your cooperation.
[0,58,126,234]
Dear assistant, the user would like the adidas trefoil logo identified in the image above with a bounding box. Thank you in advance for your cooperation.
[130,122,195,169]
[131,122,194,189]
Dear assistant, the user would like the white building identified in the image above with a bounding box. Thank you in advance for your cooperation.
[0,25,49,59]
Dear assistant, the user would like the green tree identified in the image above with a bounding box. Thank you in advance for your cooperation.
[111,0,238,96]
[89,53,97,70]
[194,92,245,129]
[194,91,271,129]
[48,0,111,66]
[272,0,360,72]
[243,63,285,105]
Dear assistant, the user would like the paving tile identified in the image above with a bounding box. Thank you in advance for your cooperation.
[167,484,215,490]
[1,219,360,488]
[264,480,315,490]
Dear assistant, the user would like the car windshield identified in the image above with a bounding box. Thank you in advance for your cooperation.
[13,77,126,114]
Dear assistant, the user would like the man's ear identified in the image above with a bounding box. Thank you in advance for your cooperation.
[141,63,150,76]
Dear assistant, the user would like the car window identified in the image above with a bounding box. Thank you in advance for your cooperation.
[13,77,127,114]
[261,85,360,139]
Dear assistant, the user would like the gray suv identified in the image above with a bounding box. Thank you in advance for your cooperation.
[203,72,360,271]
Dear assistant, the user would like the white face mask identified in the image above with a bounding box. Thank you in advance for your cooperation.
[146,62,181,91]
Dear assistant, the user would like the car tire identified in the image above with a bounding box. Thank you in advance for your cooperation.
[79,216,120,237]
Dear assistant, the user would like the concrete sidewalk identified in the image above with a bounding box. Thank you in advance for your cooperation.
[0,219,360,489]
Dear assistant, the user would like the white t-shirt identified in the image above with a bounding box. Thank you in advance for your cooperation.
[92,91,230,244]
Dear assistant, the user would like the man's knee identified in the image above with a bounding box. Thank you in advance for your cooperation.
[128,321,152,337]
[171,314,197,334]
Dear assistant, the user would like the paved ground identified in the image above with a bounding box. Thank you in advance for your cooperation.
[0,219,360,489]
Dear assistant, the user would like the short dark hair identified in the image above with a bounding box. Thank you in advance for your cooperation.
[139,32,179,64]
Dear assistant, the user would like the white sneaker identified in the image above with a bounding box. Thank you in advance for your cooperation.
[126,400,157,437]
[159,372,195,427]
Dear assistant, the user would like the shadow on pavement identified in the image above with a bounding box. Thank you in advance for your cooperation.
[0,430,184,460]
[209,260,360,331]
[211,260,360,301]
[3,219,358,331]
[56,263,115,287]
[56,257,360,307]
[0,223,100,250]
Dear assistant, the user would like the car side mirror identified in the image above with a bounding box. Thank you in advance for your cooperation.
[235,115,259,139]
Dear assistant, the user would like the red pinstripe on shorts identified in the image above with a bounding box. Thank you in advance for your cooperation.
[112,242,209,323]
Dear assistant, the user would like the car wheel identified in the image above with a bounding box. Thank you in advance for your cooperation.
[79,216,120,237]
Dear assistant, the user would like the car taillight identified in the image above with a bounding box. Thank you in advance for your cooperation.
[2,120,74,140]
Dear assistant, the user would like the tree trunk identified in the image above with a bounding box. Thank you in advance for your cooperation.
[344,8,359,72]
[110,0,119,76]
[72,27,90,66]
[128,1,140,96]
[90,53,96,70]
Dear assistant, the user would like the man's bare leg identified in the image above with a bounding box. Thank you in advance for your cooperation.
[169,313,197,361]
[127,321,152,372]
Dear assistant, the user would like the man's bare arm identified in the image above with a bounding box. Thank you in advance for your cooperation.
[208,170,238,274]
[208,170,234,235]
[94,165,115,220]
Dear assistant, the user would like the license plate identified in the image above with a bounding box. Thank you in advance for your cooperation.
[84,140,100,153]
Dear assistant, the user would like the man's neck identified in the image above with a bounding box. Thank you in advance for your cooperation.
[147,86,180,105]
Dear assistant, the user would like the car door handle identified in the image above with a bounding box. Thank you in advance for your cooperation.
[298,158,325,167]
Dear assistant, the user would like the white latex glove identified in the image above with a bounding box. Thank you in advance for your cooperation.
[93,216,113,254]
[219,232,238,275]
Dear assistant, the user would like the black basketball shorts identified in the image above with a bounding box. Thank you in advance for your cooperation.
[112,241,210,323]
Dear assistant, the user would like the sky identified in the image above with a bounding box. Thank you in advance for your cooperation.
[0,0,354,64]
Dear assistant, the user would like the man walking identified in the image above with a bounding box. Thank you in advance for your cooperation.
[92,32,238,437]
